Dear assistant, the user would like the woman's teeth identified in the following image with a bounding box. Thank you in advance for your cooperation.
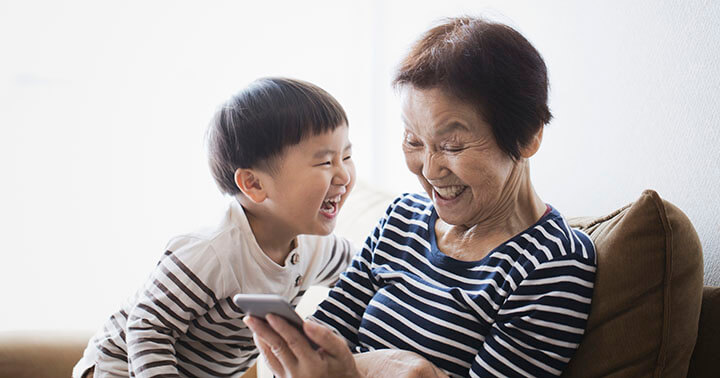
[434,185,465,200]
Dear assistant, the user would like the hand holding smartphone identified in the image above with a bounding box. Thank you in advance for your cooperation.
[233,294,319,349]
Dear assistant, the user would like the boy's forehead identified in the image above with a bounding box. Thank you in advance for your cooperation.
[312,143,352,158]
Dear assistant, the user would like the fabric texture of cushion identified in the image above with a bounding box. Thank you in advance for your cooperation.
[0,331,90,378]
[687,286,720,378]
[562,190,704,377]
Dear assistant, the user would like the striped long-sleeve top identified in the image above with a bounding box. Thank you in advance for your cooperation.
[73,200,354,378]
[311,193,596,377]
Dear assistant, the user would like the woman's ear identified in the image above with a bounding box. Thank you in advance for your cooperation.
[234,168,267,203]
[520,126,544,159]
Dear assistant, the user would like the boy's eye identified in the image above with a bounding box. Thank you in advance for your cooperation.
[343,155,352,161]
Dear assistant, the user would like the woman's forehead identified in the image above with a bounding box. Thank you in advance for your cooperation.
[402,87,478,118]
[401,90,488,137]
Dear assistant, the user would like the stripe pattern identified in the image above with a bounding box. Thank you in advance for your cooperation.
[311,193,596,377]
[86,238,352,377]
[93,248,258,378]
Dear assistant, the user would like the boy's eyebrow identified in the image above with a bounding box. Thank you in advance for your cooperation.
[312,144,353,159]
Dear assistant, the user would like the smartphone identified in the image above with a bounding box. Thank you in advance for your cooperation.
[233,294,318,349]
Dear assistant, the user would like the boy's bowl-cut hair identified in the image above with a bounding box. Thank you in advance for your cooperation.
[207,77,349,195]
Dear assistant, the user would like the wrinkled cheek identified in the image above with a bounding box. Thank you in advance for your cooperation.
[403,152,423,177]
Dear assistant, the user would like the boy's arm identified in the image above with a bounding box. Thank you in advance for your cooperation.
[125,245,225,377]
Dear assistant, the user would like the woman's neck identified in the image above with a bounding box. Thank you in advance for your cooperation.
[435,160,546,261]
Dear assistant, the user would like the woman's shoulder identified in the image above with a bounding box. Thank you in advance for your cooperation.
[388,192,433,212]
[371,193,434,233]
[518,206,597,266]
[381,193,434,221]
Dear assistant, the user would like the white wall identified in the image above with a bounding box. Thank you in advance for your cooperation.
[0,0,718,333]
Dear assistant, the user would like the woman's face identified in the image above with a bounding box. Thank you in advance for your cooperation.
[400,86,517,227]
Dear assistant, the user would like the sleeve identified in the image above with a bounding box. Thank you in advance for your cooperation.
[469,254,596,377]
[309,195,403,348]
[125,242,226,377]
[311,235,356,287]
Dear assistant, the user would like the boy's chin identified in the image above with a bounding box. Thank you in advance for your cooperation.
[313,218,337,235]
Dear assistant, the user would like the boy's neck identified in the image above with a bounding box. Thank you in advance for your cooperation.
[242,206,296,266]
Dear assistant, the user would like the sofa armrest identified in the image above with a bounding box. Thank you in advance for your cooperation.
[0,331,91,378]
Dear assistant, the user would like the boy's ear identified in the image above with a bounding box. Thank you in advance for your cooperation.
[234,168,267,203]
[520,125,544,159]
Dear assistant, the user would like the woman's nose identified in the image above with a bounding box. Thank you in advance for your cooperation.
[421,151,445,180]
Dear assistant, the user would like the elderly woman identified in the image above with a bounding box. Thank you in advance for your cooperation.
[245,17,597,377]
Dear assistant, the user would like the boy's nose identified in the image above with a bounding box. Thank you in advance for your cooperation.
[333,164,352,186]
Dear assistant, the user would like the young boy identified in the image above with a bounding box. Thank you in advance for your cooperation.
[73,77,356,378]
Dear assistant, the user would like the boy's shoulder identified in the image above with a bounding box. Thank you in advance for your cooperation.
[164,200,255,257]
[296,232,347,253]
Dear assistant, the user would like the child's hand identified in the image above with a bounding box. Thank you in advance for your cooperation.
[244,314,361,378]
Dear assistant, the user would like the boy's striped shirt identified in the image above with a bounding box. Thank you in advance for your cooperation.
[311,193,596,377]
[74,200,354,378]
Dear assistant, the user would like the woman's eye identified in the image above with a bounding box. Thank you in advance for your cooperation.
[404,138,422,147]
[403,131,422,147]
[442,144,463,152]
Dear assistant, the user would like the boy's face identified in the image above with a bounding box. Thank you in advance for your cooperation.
[261,124,355,236]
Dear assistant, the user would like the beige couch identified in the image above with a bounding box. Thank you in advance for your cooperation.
[1,183,718,377]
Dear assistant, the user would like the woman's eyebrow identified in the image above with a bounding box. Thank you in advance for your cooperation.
[436,121,469,136]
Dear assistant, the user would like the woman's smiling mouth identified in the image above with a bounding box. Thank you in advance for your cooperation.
[433,185,467,200]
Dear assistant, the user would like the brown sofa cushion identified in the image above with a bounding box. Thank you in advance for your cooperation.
[687,286,720,378]
[562,190,704,377]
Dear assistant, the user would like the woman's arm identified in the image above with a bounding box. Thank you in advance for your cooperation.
[354,350,449,378]
[245,314,360,378]
[244,315,447,378]
[468,254,597,377]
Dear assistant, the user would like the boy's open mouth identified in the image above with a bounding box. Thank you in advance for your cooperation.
[320,195,341,217]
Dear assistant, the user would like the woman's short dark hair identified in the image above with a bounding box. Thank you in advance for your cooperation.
[393,17,552,160]
[207,77,348,195]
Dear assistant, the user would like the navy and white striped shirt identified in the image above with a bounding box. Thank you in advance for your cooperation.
[311,193,596,377]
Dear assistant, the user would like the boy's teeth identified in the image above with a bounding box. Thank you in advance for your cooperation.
[321,196,340,211]
[434,185,465,199]
[324,195,341,204]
